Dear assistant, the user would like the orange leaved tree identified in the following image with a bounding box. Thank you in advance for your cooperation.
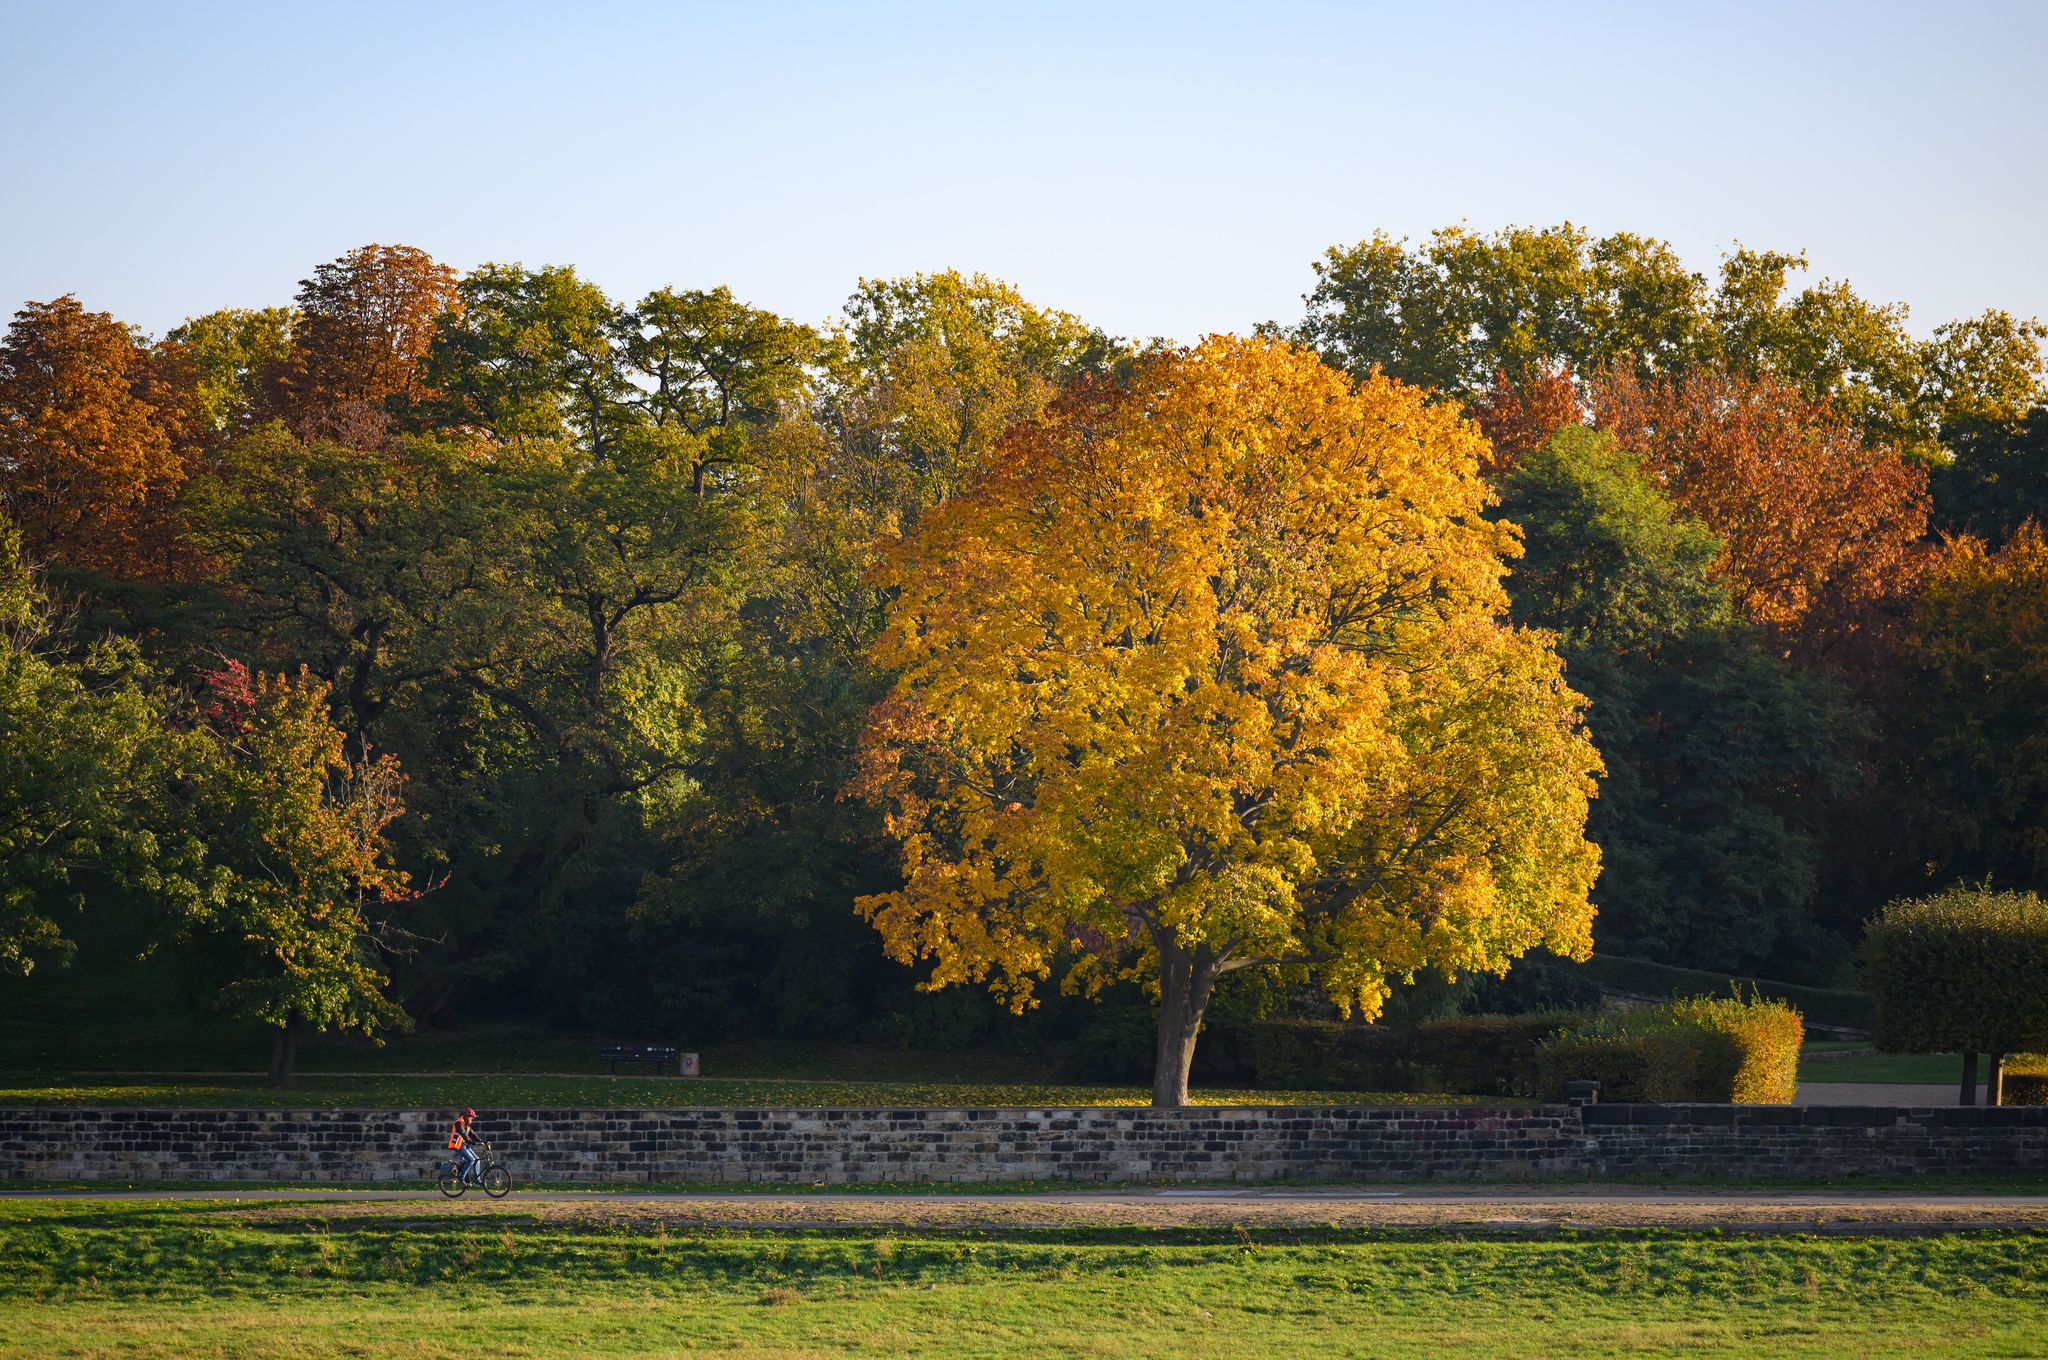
[264,244,459,444]
[0,296,199,578]
[1591,365,1929,658]
[852,337,1603,1105]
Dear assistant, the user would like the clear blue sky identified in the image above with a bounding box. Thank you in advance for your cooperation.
[3,0,2043,343]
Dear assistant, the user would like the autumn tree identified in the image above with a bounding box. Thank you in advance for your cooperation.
[1469,364,1585,472]
[265,244,459,443]
[183,663,416,1084]
[853,338,1602,1105]
[1590,365,1929,658]
[0,296,199,578]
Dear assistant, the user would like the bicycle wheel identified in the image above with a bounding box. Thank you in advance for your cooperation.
[437,1164,465,1198]
[481,1164,511,1199]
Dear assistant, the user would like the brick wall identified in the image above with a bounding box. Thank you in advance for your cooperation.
[2,1103,2044,1184]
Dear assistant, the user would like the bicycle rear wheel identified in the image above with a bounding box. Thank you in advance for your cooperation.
[436,1165,464,1198]
[481,1165,511,1199]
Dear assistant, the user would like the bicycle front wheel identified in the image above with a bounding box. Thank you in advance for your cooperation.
[437,1165,465,1198]
[481,1165,511,1199]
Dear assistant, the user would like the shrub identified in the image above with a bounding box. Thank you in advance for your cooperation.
[1530,995,1803,1103]
[2008,1076,2048,1105]
[2005,1055,2048,1106]
[1862,887,2048,1055]
[1409,1012,1591,1096]
[1251,1020,1404,1090]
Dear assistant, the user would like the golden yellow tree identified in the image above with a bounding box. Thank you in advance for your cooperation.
[853,337,1603,1105]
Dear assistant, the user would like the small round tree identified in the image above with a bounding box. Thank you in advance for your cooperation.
[851,337,1603,1106]
[1863,887,2048,1104]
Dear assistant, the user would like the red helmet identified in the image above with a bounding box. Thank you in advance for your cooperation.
[463,1107,476,1119]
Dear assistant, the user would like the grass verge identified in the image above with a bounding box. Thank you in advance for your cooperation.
[0,1199,2042,1358]
[8,1171,2048,1195]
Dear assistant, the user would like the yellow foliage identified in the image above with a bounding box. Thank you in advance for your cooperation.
[852,337,1601,1024]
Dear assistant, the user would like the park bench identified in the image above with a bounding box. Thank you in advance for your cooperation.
[599,1044,687,1076]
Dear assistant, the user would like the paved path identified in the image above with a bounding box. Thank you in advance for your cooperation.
[1794,1083,1964,1105]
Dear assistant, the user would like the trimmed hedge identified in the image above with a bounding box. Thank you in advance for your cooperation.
[1529,995,1804,1103]
[1408,1012,1589,1096]
[1863,887,2048,1055]
[1253,1012,1591,1096]
[1251,1020,1404,1091]
[1582,953,1872,1031]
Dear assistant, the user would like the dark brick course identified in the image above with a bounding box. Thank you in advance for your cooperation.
[0,1104,2041,1183]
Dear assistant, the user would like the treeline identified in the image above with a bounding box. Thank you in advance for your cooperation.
[2,225,2044,1067]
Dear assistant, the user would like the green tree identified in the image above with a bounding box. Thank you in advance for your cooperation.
[0,521,204,975]
[626,286,817,495]
[1291,224,1717,397]
[820,271,1109,530]
[182,662,415,1084]
[165,307,296,435]
[414,263,635,453]
[1291,224,2044,460]
[1930,407,2048,544]
[1498,429,1859,972]
[184,427,492,746]
[1895,525,2048,891]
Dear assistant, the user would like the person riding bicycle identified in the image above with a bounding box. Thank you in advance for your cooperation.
[447,1107,482,1185]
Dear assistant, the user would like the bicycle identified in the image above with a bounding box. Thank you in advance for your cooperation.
[436,1139,512,1199]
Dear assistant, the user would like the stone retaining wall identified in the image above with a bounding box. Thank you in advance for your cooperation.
[3,1103,2044,1184]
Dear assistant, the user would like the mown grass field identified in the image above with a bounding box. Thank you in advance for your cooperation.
[0,1198,2043,1358]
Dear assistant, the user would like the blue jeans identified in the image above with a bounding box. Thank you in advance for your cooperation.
[457,1147,481,1183]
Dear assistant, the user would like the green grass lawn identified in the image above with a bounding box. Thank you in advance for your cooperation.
[0,1072,1490,1110]
[1797,1049,2048,1086]
[0,1199,2042,1358]
[1798,1050,1963,1084]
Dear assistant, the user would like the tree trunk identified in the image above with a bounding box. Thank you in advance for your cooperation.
[1151,937,1220,1108]
[1961,1051,1979,1106]
[267,1017,301,1089]
[1987,1051,2005,1107]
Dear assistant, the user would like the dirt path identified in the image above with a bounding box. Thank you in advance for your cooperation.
[9,1185,2048,1234]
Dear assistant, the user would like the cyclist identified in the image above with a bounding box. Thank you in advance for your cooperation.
[447,1107,482,1185]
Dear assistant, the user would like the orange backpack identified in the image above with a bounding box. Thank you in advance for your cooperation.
[447,1121,465,1151]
